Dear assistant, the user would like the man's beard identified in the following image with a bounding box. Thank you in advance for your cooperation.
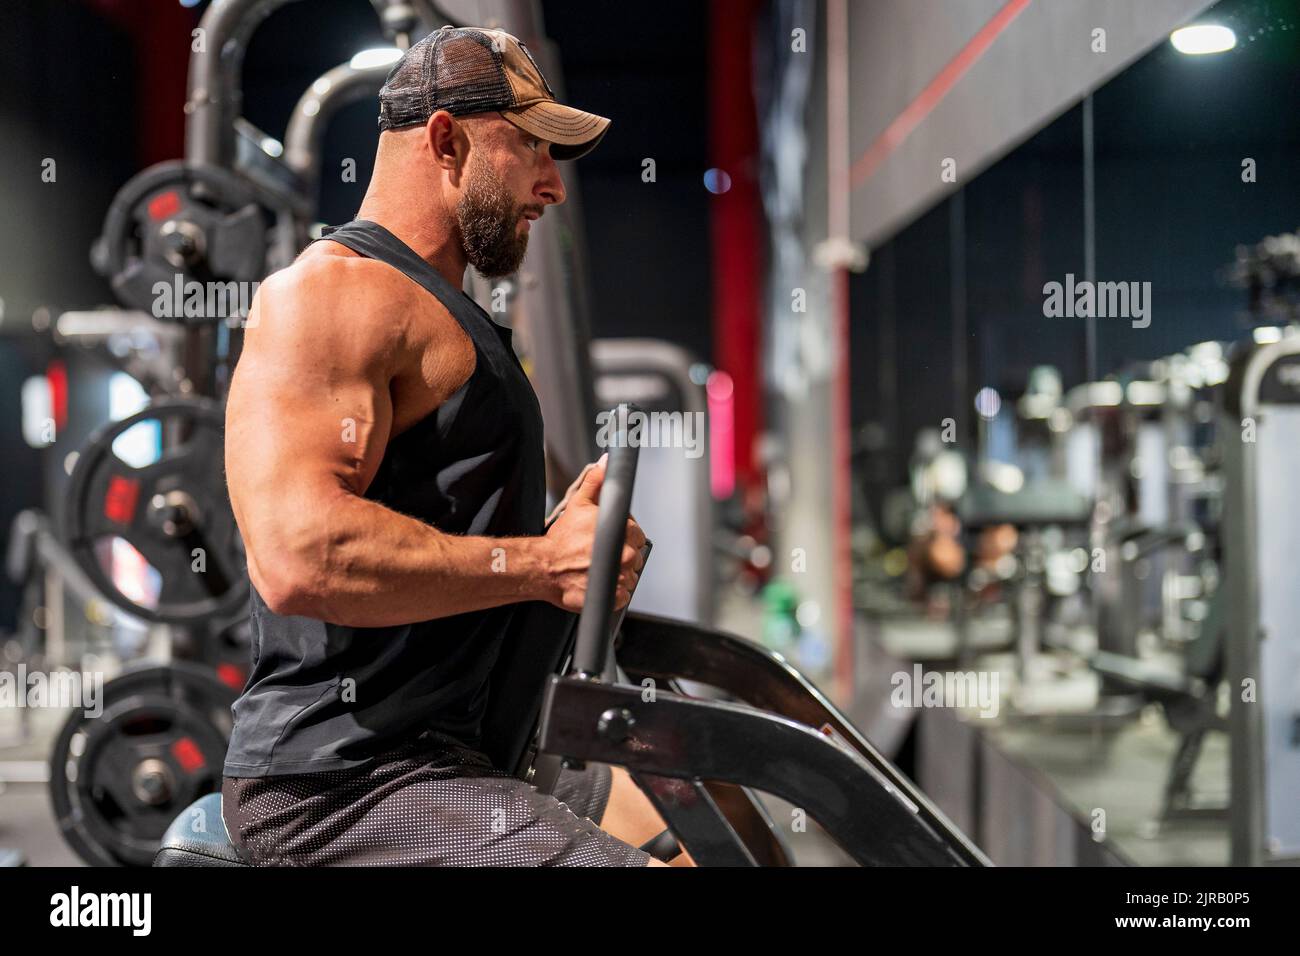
[456,152,529,278]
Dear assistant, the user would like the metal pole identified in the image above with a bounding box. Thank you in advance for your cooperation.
[486,0,601,480]
[826,0,854,702]
[950,187,967,438]
[185,0,447,168]
[1082,93,1097,384]
[185,0,302,168]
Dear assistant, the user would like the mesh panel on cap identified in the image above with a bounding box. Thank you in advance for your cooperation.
[433,33,514,114]
[379,29,515,131]
[378,33,436,130]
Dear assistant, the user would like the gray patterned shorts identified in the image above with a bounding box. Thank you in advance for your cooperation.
[221,731,650,867]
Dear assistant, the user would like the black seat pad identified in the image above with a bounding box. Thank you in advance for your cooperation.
[153,792,247,867]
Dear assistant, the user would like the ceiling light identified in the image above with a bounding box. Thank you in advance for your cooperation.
[351,47,403,70]
[1170,24,1236,55]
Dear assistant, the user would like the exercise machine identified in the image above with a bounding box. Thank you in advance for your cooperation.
[1221,328,1300,865]
[154,407,989,867]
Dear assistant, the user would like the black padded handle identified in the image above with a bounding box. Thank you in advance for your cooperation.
[570,405,641,679]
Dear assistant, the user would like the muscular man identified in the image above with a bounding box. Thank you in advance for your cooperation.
[221,26,681,866]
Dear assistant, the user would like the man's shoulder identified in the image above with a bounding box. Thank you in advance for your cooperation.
[247,245,452,347]
[262,245,423,310]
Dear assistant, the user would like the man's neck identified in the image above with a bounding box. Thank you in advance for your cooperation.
[355,199,469,289]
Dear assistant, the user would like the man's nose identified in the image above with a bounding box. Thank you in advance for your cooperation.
[537,156,566,206]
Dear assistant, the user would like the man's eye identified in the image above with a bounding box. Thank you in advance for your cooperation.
[528,137,541,151]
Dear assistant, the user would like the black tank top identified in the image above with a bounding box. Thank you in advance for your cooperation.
[224,220,547,776]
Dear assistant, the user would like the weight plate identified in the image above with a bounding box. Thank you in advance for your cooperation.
[93,160,269,321]
[48,662,236,867]
[64,399,249,626]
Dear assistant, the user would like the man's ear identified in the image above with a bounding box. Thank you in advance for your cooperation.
[425,110,465,171]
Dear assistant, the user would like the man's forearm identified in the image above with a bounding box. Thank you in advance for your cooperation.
[256,489,555,627]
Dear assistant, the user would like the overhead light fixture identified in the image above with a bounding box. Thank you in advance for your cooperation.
[1170,24,1236,55]
[974,387,1002,420]
[351,47,403,70]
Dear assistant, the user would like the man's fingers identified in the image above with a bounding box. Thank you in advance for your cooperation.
[621,544,639,568]
[547,460,605,524]
[564,461,596,501]
[617,564,642,599]
[570,454,608,504]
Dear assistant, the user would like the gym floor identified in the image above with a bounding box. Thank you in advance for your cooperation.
[884,616,1232,868]
[0,706,80,867]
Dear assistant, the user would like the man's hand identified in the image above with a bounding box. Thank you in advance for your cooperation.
[544,457,647,612]
[545,455,604,526]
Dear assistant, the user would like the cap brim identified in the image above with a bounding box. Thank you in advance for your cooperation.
[502,101,610,161]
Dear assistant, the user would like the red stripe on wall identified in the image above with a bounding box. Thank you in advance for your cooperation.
[709,0,764,492]
[83,0,198,166]
[850,0,1032,190]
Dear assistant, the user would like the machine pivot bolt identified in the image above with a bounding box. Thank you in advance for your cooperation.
[597,707,635,742]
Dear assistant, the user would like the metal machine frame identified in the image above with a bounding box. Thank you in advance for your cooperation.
[533,418,990,867]
[1222,332,1300,866]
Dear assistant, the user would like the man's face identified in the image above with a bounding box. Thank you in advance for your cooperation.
[456,119,565,278]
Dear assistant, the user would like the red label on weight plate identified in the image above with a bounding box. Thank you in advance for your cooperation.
[171,737,206,774]
[103,475,140,524]
[147,189,182,221]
